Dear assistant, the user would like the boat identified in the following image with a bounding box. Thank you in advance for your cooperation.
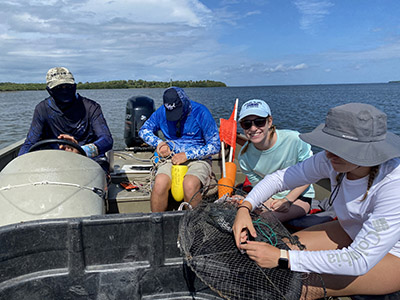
[0,96,333,299]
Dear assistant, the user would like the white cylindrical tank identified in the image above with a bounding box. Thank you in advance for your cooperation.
[0,150,106,227]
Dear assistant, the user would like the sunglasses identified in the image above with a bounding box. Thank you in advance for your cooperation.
[240,117,268,130]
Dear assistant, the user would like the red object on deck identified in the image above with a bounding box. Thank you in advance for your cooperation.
[120,181,139,191]
[242,176,252,193]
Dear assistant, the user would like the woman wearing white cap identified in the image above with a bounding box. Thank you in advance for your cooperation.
[233,103,400,298]
[238,99,315,222]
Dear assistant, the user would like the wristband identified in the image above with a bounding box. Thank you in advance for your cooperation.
[81,143,99,158]
[238,206,251,213]
[283,196,293,206]
[278,249,289,269]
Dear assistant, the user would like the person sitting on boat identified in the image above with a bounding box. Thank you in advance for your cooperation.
[139,86,221,212]
[233,103,400,298]
[18,67,113,174]
[238,99,314,222]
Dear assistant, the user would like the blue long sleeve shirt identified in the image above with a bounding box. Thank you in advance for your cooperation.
[139,89,220,160]
[19,94,113,159]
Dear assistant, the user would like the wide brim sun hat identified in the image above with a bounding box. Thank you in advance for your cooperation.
[300,103,400,166]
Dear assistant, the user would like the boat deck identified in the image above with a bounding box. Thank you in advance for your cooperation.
[108,149,154,213]
[107,146,246,214]
[0,138,331,215]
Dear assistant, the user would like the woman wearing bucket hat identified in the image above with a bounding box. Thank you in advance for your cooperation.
[237,99,315,222]
[233,103,400,298]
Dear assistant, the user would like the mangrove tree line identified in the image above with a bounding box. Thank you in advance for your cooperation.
[0,79,226,91]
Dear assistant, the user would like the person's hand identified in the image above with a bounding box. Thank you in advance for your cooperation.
[58,134,79,153]
[239,241,281,268]
[269,198,291,212]
[263,198,274,209]
[226,195,245,206]
[171,152,187,165]
[157,142,172,157]
[232,203,257,248]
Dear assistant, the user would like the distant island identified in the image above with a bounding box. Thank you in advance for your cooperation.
[0,79,227,92]
[388,81,400,83]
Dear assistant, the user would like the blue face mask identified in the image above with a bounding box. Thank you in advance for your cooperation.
[47,84,77,107]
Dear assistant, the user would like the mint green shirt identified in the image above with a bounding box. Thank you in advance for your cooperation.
[238,129,315,199]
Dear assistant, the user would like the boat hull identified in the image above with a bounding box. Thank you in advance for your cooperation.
[0,212,222,299]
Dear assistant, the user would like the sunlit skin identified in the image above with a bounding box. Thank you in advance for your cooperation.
[232,150,400,298]
[58,133,80,154]
[325,151,371,180]
[233,151,372,267]
[241,114,311,220]
[241,115,276,150]
[151,141,201,212]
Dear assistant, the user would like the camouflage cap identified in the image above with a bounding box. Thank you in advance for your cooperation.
[46,67,75,89]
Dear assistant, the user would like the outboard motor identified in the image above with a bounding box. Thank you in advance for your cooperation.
[124,96,155,147]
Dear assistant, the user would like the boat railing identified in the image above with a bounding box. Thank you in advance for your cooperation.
[0,139,24,171]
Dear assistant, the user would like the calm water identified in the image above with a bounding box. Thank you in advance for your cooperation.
[1,83,400,151]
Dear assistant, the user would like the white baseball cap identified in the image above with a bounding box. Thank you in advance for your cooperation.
[238,99,272,121]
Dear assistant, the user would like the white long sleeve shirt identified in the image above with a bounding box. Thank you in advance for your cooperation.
[245,151,400,276]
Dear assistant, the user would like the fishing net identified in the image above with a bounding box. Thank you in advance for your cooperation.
[178,186,326,300]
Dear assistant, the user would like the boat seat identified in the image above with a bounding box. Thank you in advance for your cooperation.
[105,149,114,172]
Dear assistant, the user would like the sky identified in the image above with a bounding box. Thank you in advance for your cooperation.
[1,0,400,86]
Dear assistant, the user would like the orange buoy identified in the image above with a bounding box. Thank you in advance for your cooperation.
[218,176,234,198]
[225,162,237,187]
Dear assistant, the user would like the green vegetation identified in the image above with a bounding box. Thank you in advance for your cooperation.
[0,79,226,91]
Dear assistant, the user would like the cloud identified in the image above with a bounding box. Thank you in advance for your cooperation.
[215,62,309,76]
[265,63,308,73]
[293,0,333,31]
[75,0,212,27]
[1,0,398,86]
[0,0,217,83]
[323,40,400,61]
[244,10,261,17]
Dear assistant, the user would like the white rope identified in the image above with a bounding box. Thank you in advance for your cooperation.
[178,201,193,211]
[114,151,152,162]
[0,181,105,198]
[147,140,177,191]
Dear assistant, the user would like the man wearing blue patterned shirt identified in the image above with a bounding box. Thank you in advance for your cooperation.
[139,86,220,212]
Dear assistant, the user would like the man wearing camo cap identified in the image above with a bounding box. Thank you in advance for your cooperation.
[19,67,113,174]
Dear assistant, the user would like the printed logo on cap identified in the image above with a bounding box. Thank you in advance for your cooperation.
[165,103,177,111]
[245,101,261,109]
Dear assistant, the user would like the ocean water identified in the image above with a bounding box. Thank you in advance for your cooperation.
[1,83,400,151]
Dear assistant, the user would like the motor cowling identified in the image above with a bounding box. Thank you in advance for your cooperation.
[124,96,155,147]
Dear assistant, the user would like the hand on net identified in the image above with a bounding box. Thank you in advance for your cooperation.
[239,241,281,268]
[226,194,245,206]
[232,203,257,248]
